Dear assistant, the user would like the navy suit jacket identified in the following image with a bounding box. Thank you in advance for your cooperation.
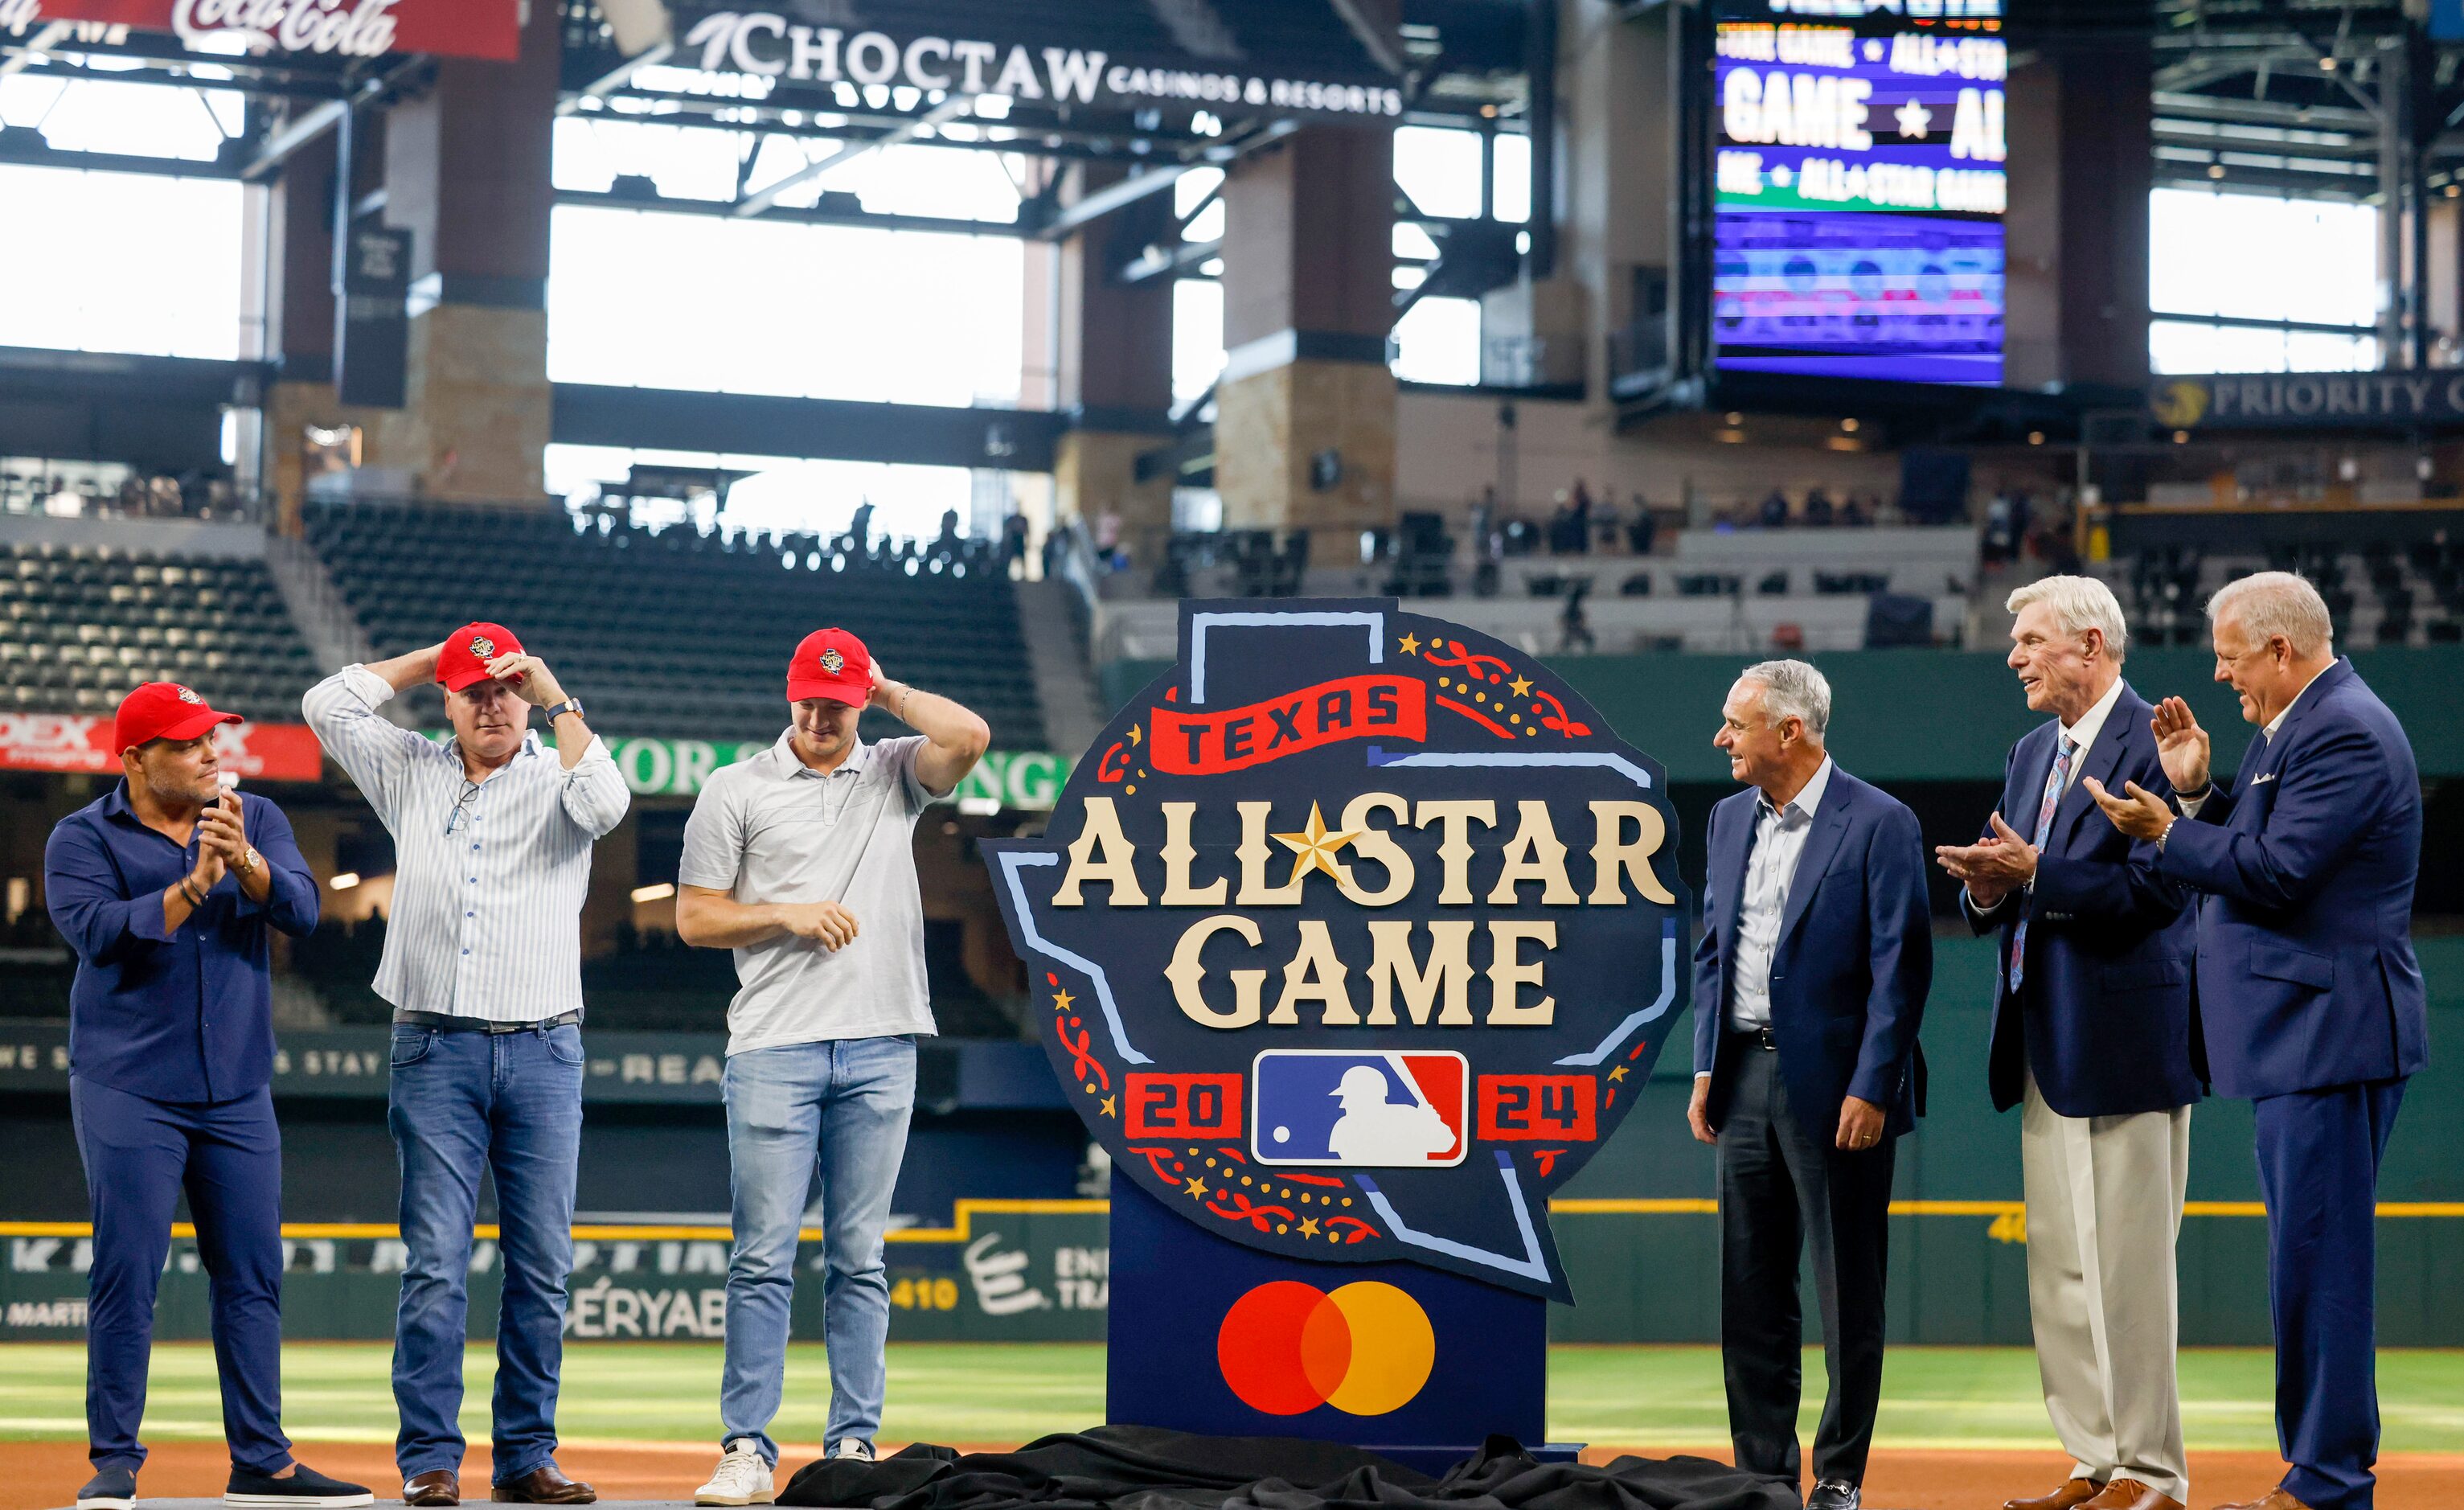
[2158,659,2428,1101]
[1692,763,1933,1145]
[1965,683,2203,1117]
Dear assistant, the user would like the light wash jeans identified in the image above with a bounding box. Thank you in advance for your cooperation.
[387,1022,584,1483]
[719,1036,917,1463]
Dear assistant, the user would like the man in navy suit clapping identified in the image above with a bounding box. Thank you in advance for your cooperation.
[1939,577,2200,1510]
[2088,572,2425,1510]
[1691,659,1932,1510]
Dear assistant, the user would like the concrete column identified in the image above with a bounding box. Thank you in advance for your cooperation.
[1039,163,1178,569]
[364,0,562,502]
[1214,125,1397,544]
[1554,0,1668,414]
[255,128,404,530]
[2004,46,2152,392]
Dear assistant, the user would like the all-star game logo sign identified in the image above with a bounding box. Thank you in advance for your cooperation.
[985,600,1691,1300]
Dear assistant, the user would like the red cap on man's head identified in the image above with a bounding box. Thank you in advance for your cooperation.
[437,622,524,693]
[113,682,242,754]
[787,628,872,706]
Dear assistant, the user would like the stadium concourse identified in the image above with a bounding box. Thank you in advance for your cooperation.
[6,0,2464,1506]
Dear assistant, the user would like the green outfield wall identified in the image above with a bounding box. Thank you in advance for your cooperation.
[6,938,2458,1348]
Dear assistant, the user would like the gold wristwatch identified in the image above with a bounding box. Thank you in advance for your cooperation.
[236,846,262,878]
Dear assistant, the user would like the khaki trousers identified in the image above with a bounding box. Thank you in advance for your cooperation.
[2021,1073,2191,1503]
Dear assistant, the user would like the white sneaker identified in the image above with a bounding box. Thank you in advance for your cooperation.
[828,1440,875,1463]
[694,1440,774,1506]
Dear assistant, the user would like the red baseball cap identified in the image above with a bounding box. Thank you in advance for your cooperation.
[114,682,242,754]
[437,622,524,694]
[787,628,871,706]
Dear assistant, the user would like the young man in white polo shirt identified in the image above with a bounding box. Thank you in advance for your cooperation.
[675,629,988,1504]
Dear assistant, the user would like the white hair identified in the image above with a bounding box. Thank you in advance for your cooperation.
[2005,573,2130,664]
[2208,571,2333,657]
[1737,659,1831,740]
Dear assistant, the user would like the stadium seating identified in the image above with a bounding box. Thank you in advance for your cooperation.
[0,542,322,722]
[2110,540,2462,649]
[303,502,1049,749]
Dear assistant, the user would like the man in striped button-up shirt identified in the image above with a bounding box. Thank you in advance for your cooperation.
[302,622,629,1509]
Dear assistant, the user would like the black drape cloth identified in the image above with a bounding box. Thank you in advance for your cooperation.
[777,1425,1797,1510]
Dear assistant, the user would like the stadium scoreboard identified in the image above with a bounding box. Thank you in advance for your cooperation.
[1710,0,2007,387]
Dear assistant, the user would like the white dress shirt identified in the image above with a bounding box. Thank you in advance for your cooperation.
[1966,676,2126,917]
[302,666,631,1021]
[1726,756,1835,1033]
[2177,664,2324,818]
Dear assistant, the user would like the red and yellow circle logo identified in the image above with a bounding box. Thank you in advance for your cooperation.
[1215,1280,1436,1417]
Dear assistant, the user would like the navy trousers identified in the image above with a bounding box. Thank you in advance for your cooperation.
[71,1075,290,1475]
[2252,1077,2406,1510]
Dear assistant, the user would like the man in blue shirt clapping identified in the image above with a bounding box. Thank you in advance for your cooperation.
[43,683,370,1510]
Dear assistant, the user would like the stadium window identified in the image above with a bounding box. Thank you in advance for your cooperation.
[1491,133,1531,224]
[547,116,1025,402]
[0,75,248,360]
[1392,297,1482,387]
[2147,187,2377,375]
[1394,126,1485,220]
[1178,168,1226,244]
[1173,278,1226,411]
[547,206,1024,404]
[544,442,985,544]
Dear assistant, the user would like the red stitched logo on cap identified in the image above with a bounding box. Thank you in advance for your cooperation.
[819,648,844,674]
[176,687,202,704]
[470,636,495,659]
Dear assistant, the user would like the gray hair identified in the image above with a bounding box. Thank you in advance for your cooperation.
[2005,574,2130,663]
[1737,659,1831,740]
[2208,571,2333,657]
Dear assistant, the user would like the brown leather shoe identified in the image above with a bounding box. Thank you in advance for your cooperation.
[2081,1479,2185,1510]
[2208,1491,2314,1510]
[404,1470,461,1507]
[491,1465,596,1505]
[2004,1479,2104,1510]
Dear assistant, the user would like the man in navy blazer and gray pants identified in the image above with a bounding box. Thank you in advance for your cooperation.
[1691,659,1931,1510]
[2089,572,2425,1510]
[1940,577,2200,1510]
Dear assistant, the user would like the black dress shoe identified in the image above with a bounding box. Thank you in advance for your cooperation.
[1806,1479,1860,1510]
[492,1464,597,1504]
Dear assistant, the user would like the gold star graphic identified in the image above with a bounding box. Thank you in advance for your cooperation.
[1127,724,1143,745]
[1510,675,1533,698]
[1185,1176,1211,1200]
[1608,1065,1628,1082]
[1298,1216,1320,1237]
[1273,802,1360,888]
[1398,633,1422,656]
[1099,1095,1117,1118]
[1052,989,1075,1013]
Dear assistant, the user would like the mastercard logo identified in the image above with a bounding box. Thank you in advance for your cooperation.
[1215,1280,1436,1417]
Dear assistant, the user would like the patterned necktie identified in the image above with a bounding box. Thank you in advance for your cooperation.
[2007,734,2076,995]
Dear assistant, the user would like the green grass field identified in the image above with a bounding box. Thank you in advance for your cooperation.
[4,1344,2462,1453]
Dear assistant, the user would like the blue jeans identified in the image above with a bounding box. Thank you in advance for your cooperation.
[72,1077,289,1476]
[720,1036,916,1463]
[387,1023,584,1482]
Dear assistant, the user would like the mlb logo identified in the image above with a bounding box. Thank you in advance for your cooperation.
[1251,1050,1467,1168]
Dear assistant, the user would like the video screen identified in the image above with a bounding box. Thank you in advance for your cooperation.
[1711,0,2008,387]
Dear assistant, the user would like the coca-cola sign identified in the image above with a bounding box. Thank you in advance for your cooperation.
[17,0,516,59]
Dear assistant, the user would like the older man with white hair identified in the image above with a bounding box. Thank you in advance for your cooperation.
[1691,659,1931,1510]
[1937,576,2200,1510]
[2086,572,2425,1510]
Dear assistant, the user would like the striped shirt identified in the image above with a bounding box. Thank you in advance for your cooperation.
[302,665,631,1022]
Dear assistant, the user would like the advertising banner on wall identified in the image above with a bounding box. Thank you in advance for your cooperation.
[1711,0,2008,385]
[13,0,520,59]
[433,732,1075,807]
[0,712,323,781]
[662,7,1403,118]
